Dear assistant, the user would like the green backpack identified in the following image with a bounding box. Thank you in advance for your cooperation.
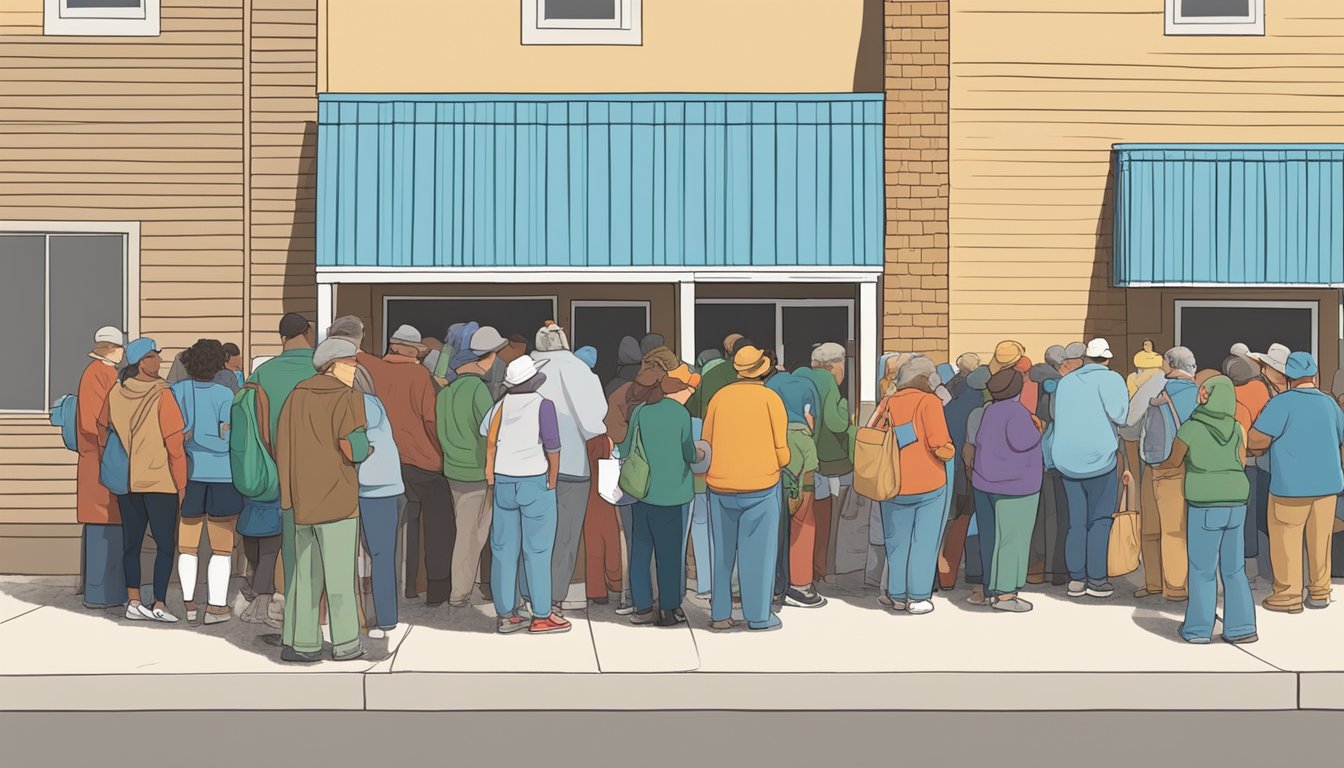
[618,405,651,501]
[229,383,279,502]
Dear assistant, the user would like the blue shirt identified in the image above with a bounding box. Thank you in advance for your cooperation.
[1253,387,1344,498]
[1164,377,1199,422]
[170,380,235,483]
[765,371,820,427]
[1051,364,1129,480]
[359,394,405,499]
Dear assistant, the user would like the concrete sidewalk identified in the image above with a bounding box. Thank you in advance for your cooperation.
[0,574,1338,712]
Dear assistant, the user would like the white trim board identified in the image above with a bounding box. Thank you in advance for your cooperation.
[1122,282,1342,289]
[317,266,881,285]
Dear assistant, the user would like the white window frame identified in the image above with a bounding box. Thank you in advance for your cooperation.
[1174,299,1318,359]
[0,221,139,415]
[1165,0,1264,36]
[44,0,160,37]
[569,300,651,343]
[522,0,642,46]
[380,294,559,354]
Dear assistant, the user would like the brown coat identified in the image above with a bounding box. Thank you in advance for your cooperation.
[76,358,120,524]
[277,374,367,526]
[359,351,442,473]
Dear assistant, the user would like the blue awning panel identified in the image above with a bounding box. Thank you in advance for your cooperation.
[1114,144,1344,286]
[316,94,884,270]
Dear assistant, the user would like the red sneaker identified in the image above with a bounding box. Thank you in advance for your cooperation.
[529,614,572,634]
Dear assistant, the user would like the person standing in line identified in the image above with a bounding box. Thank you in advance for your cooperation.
[532,321,609,613]
[170,339,244,625]
[1223,350,1270,585]
[102,338,185,623]
[482,354,570,635]
[276,338,371,662]
[355,372,403,640]
[1030,342,1085,586]
[364,324,455,607]
[870,356,955,616]
[1231,342,1284,585]
[1051,338,1130,600]
[1158,372,1257,644]
[77,326,127,610]
[622,365,702,626]
[1138,347,1200,602]
[222,342,245,391]
[604,336,644,399]
[937,352,982,590]
[437,326,509,608]
[703,346,791,631]
[764,353,826,609]
[687,333,747,419]
[1119,341,1170,600]
[1249,352,1344,614]
[971,367,1044,612]
[961,365,992,597]
[794,342,853,584]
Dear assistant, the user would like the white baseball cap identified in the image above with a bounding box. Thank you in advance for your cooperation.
[1084,338,1113,359]
[94,326,125,346]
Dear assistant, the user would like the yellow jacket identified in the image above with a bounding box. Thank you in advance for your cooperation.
[703,380,790,493]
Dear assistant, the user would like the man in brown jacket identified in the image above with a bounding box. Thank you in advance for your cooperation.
[277,338,371,663]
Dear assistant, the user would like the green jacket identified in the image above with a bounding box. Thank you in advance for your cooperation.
[795,366,853,475]
[1176,376,1249,507]
[436,374,493,483]
[687,361,739,421]
[620,398,696,507]
[248,348,316,440]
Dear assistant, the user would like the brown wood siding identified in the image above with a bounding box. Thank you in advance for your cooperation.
[950,0,1344,366]
[0,1,276,575]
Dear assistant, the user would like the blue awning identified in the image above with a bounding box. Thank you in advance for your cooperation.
[316,94,884,270]
[1114,144,1344,286]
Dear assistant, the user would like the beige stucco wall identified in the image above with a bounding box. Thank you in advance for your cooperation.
[321,0,876,93]
[949,0,1344,366]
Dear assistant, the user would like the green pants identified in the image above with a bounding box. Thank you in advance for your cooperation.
[784,426,819,501]
[284,516,361,656]
[281,507,297,648]
[989,492,1041,597]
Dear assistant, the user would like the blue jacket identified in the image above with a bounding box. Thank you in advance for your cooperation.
[170,380,234,483]
[359,394,405,498]
[1163,377,1199,423]
[1051,364,1129,479]
[766,371,821,427]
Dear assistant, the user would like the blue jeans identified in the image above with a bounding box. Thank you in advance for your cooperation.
[358,496,400,630]
[630,502,689,612]
[1062,468,1119,585]
[490,474,557,618]
[973,489,997,595]
[879,487,948,602]
[1183,504,1257,642]
[82,524,127,608]
[709,485,782,629]
[686,491,712,594]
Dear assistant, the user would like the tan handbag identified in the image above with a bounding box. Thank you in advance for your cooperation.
[852,397,901,501]
[1107,478,1141,577]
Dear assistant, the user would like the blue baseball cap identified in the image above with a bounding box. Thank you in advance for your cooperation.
[1285,351,1318,380]
[125,337,160,366]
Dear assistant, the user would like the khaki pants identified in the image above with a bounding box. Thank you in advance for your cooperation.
[1151,466,1188,599]
[447,479,491,606]
[1266,494,1335,610]
[1137,457,1161,593]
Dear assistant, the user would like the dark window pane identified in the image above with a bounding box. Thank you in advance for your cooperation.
[383,298,557,356]
[49,235,124,402]
[0,235,47,410]
[545,0,617,20]
[66,0,143,8]
[1176,304,1315,377]
[570,304,648,386]
[782,304,854,404]
[1181,0,1250,17]
[695,303,775,363]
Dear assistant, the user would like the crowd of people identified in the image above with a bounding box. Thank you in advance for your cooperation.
[65,311,1344,660]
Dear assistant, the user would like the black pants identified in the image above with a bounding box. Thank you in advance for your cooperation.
[119,492,178,603]
[242,534,281,599]
[401,464,457,605]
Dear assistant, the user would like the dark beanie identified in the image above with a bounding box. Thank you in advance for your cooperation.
[987,367,1024,402]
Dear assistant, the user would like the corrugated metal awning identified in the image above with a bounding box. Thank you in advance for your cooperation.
[316,93,884,271]
[1114,144,1344,287]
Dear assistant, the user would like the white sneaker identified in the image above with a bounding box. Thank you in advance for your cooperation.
[614,602,635,616]
[203,610,231,625]
[907,600,934,615]
[150,606,179,623]
[266,593,285,623]
[1067,580,1087,598]
[185,608,199,623]
[125,602,154,621]
[368,628,387,640]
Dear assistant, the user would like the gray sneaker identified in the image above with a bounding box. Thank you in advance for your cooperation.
[630,608,656,625]
[991,596,1033,613]
[1066,580,1086,598]
[1306,597,1331,610]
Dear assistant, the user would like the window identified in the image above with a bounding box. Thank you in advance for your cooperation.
[1166,0,1263,36]
[569,301,650,384]
[382,296,558,356]
[0,230,131,412]
[44,0,160,37]
[522,0,641,45]
[1174,300,1316,374]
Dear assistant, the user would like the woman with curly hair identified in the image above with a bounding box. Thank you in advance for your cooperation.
[170,338,244,624]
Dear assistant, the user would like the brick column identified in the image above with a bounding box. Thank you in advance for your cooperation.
[883,1,949,360]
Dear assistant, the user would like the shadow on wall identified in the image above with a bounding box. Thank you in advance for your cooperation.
[281,121,319,325]
[853,0,884,92]
[1085,159,1129,365]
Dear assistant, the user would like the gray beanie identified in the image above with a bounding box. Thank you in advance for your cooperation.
[895,354,939,390]
[1164,346,1197,375]
[1043,344,1067,368]
[313,338,358,372]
